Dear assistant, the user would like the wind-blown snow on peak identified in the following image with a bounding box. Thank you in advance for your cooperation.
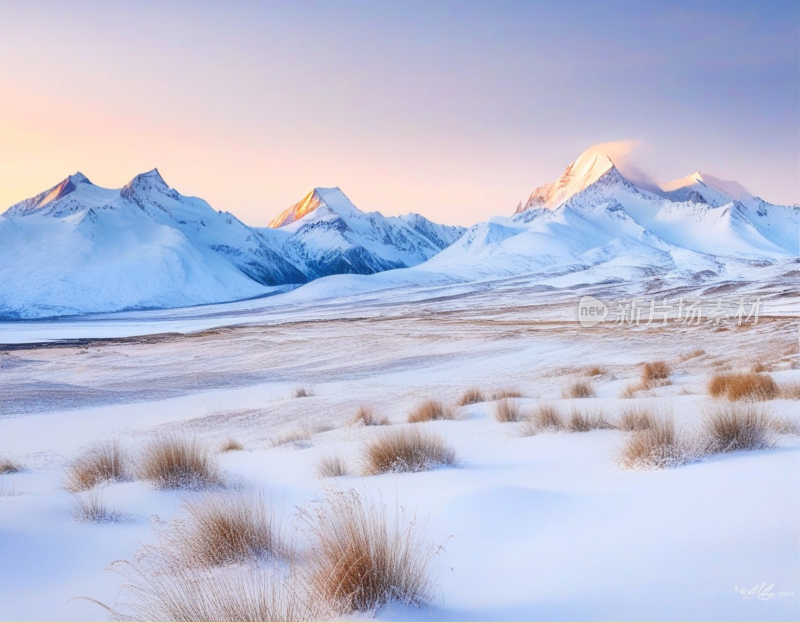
[518,150,622,212]
[268,187,358,228]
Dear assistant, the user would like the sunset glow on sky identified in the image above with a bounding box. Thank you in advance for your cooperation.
[1,0,797,226]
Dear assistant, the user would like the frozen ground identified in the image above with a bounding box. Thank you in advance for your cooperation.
[0,281,799,621]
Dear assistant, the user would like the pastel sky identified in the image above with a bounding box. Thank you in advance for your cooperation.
[1,0,797,226]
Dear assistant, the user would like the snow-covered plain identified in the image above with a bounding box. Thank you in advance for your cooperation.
[1,279,798,621]
[1,146,799,621]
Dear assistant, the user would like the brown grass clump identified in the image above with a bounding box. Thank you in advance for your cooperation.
[618,415,693,470]
[139,435,221,490]
[585,366,604,377]
[109,565,314,622]
[0,458,22,475]
[65,440,129,492]
[491,389,523,400]
[351,406,389,427]
[701,403,775,453]
[779,382,800,400]
[771,417,800,435]
[520,403,564,436]
[493,398,522,423]
[678,349,705,362]
[293,387,313,398]
[220,439,243,452]
[642,361,670,383]
[750,362,768,373]
[619,382,641,399]
[300,488,435,612]
[315,455,350,479]
[167,491,284,567]
[707,372,778,401]
[562,380,595,399]
[457,388,485,406]
[407,400,453,424]
[363,428,457,475]
[566,407,613,432]
[271,424,331,448]
[617,405,655,431]
[71,491,124,523]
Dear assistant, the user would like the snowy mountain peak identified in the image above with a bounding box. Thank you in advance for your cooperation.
[662,170,754,207]
[123,168,169,192]
[268,186,359,228]
[4,172,93,217]
[517,148,622,212]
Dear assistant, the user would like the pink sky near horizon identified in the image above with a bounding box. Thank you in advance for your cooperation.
[1,1,797,227]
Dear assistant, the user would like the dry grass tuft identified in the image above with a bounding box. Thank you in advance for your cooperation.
[493,398,522,423]
[678,349,705,362]
[293,387,313,398]
[65,440,129,492]
[71,491,124,523]
[707,372,778,401]
[300,488,435,612]
[221,438,244,452]
[315,455,350,479]
[566,407,613,432]
[779,382,800,400]
[520,403,564,436]
[271,424,331,448]
[617,405,655,431]
[139,435,221,490]
[362,428,457,475]
[351,406,389,427]
[562,380,595,399]
[491,389,523,400]
[0,458,23,475]
[618,415,694,470]
[166,491,284,567]
[110,564,314,622]
[642,361,670,383]
[771,417,800,435]
[750,362,769,373]
[407,400,453,424]
[619,382,642,399]
[701,403,775,452]
[585,366,604,377]
[457,388,485,406]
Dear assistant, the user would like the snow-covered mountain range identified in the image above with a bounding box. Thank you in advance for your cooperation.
[1,146,796,320]
[0,173,463,318]
[427,148,798,279]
